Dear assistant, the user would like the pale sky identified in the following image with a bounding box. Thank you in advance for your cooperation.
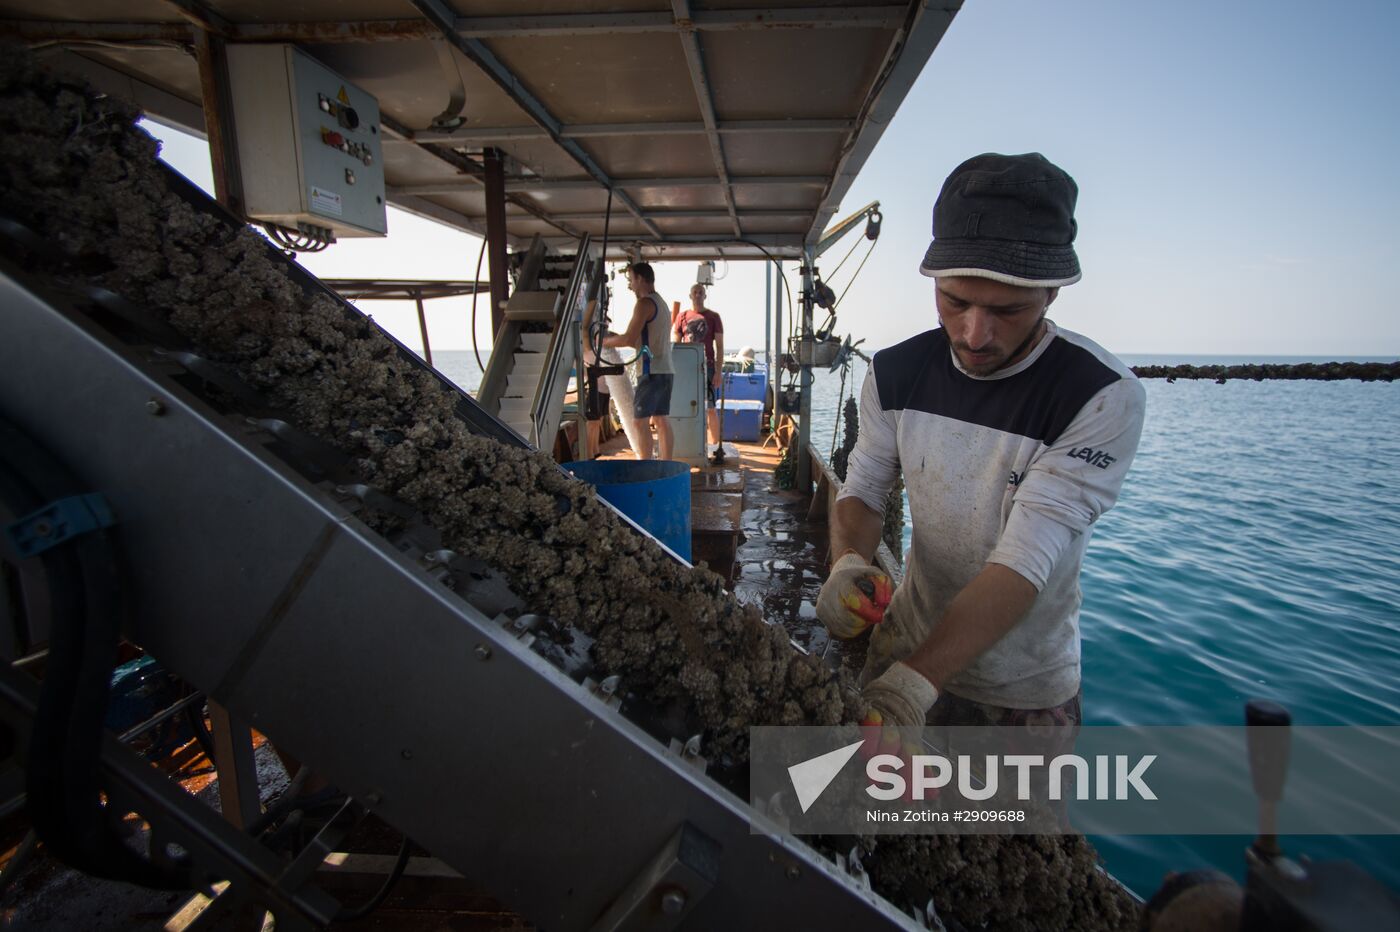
[146,0,1400,360]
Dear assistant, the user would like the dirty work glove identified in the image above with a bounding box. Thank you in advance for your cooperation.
[862,661,939,728]
[817,551,894,639]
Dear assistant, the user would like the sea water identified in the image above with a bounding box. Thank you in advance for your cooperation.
[433,350,1400,898]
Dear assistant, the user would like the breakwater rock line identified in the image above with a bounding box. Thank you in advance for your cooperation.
[1133,361,1399,383]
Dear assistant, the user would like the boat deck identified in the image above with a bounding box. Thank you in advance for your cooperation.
[593,432,870,682]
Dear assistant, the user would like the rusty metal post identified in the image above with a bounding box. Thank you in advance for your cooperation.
[193,36,263,832]
[206,702,261,829]
[192,28,245,219]
[415,293,434,366]
[484,147,510,338]
[795,250,815,494]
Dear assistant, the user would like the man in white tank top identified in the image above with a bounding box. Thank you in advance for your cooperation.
[604,261,674,460]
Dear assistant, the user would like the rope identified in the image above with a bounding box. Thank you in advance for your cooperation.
[470,234,487,372]
[832,236,877,310]
[825,233,863,282]
[830,358,849,461]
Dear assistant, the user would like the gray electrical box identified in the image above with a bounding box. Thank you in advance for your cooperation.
[226,45,387,238]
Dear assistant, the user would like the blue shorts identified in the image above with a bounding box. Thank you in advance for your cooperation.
[704,364,717,408]
[633,373,673,418]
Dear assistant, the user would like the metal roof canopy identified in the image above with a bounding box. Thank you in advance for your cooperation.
[3,1,961,260]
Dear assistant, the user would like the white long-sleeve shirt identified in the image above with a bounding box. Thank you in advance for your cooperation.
[839,320,1146,708]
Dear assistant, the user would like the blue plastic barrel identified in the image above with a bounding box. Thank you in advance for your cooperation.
[562,460,692,561]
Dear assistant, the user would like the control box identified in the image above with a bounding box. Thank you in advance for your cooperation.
[225,45,387,237]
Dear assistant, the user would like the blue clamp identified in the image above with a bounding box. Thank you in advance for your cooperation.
[4,493,117,558]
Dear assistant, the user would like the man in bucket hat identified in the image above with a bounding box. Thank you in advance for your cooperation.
[816,153,1146,734]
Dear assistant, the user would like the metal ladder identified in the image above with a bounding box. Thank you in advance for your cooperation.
[477,237,590,450]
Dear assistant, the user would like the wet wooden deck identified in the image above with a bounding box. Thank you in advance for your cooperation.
[593,431,870,681]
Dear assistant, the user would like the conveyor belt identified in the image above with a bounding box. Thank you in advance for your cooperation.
[0,183,922,928]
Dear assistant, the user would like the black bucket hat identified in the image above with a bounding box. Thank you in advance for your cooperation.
[919,152,1081,288]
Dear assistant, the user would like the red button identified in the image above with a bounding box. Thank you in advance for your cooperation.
[323,131,344,147]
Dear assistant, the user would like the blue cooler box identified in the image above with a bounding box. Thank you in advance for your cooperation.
[722,369,767,402]
[721,400,764,442]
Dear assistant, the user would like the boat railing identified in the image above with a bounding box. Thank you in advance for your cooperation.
[804,443,904,586]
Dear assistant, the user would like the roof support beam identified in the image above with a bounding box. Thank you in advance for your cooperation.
[671,0,741,237]
[2,21,196,43]
[0,19,440,43]
[632,234,800,245]
[379,116,582,240]
[548,209,811,221]
[390,194,496,243]
[407,0,663,241]
[389,175,827,196]
[161,0,231,38]
[523,118,855,136]
[390,190,576,255]
[540,233,805,256]
[460,11,673,37]
[390,118,853,146]
[227,19,438,42]
[695,7,905,31]
[455,8,905,37]
[2,8,904,45]
[806,2,958,245]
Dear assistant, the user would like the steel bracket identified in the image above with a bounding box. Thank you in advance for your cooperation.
[591,822,720,931]
[667,733,708,774]
[4,493,115,558]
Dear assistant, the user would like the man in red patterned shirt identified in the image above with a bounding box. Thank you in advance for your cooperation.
[672,283,725,453]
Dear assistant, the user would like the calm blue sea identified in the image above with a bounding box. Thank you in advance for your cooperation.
[434,349,1400,899]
